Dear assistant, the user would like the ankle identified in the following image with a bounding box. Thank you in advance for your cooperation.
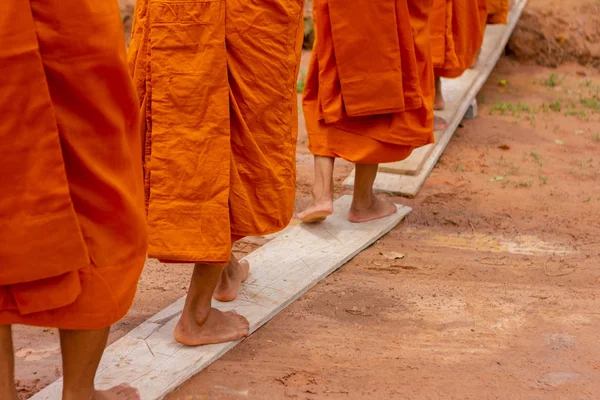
[311,191,332,205]
[351,193,373,210]
[63,386,95,400]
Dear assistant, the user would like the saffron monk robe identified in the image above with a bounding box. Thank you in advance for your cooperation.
[469,0,511,71]
[487,0,511,25]
[128,0,304,346]
[298,0,435,224]
[431,0,487,131]
[0,1,147,399]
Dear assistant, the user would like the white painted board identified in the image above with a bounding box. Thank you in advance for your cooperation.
[31,195,411,400]
[344,0,529,196]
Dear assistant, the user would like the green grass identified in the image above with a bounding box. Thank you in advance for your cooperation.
[530,152,543,167]
[580,96,600,110]
[594,133,600,143]
[490,101,532,117]
[543,73,562,87]
[547,100,562,112]
[539,176,548,185]
[564,109,589,120]
[515,179,533,188]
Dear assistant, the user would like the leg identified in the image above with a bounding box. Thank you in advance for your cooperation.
[60,328,140,400]
[434,76,445,110]
[214,254,250,302]
[298,156,335,223]
[433,77,449,131]
[175,263,250,346]
[347,163,397,223]
[0,326,17,400]
[470,48,481,69]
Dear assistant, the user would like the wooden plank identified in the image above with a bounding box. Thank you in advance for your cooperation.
[31,195,411,400]
[378,143,435,175]
[344,0,529,196]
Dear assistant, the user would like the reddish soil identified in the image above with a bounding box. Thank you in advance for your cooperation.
[14,0,600,398]
[509,0,600,68]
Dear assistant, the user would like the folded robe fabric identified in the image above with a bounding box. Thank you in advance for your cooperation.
[487,0,510,24]
[0,0,147,329]
[432,0,487,79]
[303,0,435,165]
[128,0,304,264]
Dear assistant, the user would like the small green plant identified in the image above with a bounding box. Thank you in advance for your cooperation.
[490,101,532,117]
[544,73,560,87]
[530,152,543,167]
[515,179,533,188]
[564,109,589,120]
[580,96,600,110]
[490,176,505,182]
[453,164,464,172]
[539,176,548,185]
[548,100,562,112]
[594,133,600,143]
[583,197,592,203]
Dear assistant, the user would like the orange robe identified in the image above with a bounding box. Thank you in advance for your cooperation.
[487,0,509,24]
[128,0,304,264]
[303,0,435,165]
[432,0,487,78]
[0,1,148,329]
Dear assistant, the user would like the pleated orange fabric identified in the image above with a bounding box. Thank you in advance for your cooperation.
[487,0,509,24]
[128,0,304,264]
[0,0,147,329]
[303,0,434,165]
[430,0,460,71]
[433,0,487,78]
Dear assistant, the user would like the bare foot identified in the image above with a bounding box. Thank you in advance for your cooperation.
[434,115,448,131]
[298,201,333,223]
[348,194,397,223]
[94,384,140,400]
[174,308,250,346]
[214,256,250,302]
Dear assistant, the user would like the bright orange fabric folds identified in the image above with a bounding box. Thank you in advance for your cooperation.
[0,0,147,329]
[487,0,509,24]
[128,0,304,264]
[303,0,435,164]
[432,0,487,78]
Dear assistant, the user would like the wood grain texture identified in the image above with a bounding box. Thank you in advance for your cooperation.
[30,195,411,400]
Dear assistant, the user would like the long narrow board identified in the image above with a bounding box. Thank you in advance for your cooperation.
[343,0,528,197]
[378,143,435,175]
[31,195,411,400]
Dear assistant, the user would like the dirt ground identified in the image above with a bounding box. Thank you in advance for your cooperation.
[14,0,600,399]
[508,0,600,68]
